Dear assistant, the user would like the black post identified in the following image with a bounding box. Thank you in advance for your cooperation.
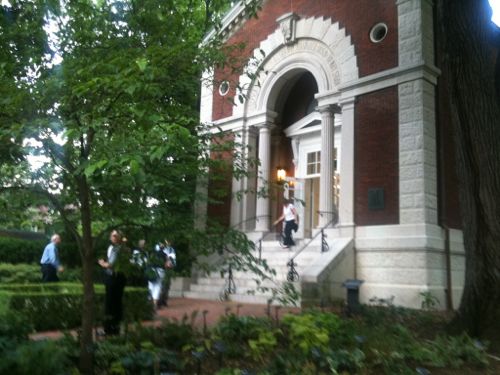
[342,279,364,314]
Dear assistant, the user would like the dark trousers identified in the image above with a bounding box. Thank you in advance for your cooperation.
[41,264,59,282]
[103,273,126,335]
[284,220,296,246]
[158,269,172,307]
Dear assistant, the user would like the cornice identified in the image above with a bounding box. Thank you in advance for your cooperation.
[202,1,259,45]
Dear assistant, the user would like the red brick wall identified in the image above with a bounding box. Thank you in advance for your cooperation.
[354,86,399,225]
[212,0,398,121]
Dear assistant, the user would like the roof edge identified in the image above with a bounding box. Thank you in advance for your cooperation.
[202,1,256,45]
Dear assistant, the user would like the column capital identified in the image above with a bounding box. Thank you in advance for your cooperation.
[256,121,276,131]
[316,104,341,115]
[246,110,278,128]
[246,125,260,136]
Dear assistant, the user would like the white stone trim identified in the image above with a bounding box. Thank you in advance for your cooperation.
[338,98,355,227]
[200,69,214,125]
[399,79,438,225]
[316,62,440,108]
[211,65,441,136]
[398,0,435,67]
[354,224,464,252]
[234,16,358,117]
[202,1,249,44]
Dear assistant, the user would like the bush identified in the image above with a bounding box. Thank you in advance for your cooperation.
[0,263,42,284]
[212,315,274,358]
[0,263,82,283]
[0,237,46,264]
[281,311,341,355]
[0,339,77,375]
[0,283,153,331]
[0,236,81,267]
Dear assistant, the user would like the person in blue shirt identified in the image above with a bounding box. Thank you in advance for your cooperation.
[40,234,64,282]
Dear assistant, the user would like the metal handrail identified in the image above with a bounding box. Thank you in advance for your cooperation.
[290,210,338,262]
[284,210,338,282]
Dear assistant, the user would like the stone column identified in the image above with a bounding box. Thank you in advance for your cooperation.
[318,105,337,227]
[230,129,244,228]
[398,0,438,225]
[255,123,272,231]
[243,127,258,231]
[338,98,356,228]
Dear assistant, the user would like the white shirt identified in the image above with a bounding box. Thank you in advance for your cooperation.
[284,204,296,221]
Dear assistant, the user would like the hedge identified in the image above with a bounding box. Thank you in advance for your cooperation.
[0,236,81,267]
[0,283,153,331]
[0,263,82,284]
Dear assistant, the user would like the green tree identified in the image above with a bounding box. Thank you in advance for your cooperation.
[436,0,500,337]
[0,0,270,373]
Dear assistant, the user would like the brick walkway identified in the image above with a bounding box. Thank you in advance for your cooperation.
[30,297,301,341]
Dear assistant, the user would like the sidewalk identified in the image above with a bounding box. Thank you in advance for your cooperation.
[30,297,301,341]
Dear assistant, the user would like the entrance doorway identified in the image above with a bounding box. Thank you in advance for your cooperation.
[304,177,320,238]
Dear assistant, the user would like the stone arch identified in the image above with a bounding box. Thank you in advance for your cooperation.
[233,16,359,117]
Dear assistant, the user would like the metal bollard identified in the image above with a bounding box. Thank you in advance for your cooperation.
[342,279,364,314]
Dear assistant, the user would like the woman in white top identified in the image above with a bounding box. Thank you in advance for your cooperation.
[273,199,298,248]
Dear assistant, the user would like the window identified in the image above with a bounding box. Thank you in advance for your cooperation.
[307,151,321,175]
[369,23,388,43]
[219,81,230,96]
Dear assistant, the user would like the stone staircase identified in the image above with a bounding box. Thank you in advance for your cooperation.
[183,230,355,307]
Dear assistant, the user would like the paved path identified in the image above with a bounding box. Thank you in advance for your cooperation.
[30,298,301,341]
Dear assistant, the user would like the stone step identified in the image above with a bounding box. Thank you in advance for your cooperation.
[190,284,226,293]
[229,293,301,306]
[196,277,283,289]
[183,290,222,301]
[183,289,301,306]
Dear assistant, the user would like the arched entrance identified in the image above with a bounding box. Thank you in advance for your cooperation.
[269,71,320,237]
[233,15,358,234]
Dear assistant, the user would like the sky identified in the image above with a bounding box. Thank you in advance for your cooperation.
[491,0,500,25]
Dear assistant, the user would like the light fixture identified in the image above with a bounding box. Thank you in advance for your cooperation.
[277,167,286,183]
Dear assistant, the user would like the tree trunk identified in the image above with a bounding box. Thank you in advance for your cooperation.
[437,0,500,336]
[78,175,96,375]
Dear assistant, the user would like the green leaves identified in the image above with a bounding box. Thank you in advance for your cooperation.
[83,159,108,178]
[135,57,148,72]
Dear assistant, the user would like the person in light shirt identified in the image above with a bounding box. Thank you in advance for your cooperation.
[40,234,64,282]
[273,199,298,249]
[98,229,127,335]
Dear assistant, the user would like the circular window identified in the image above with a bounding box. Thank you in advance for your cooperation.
[369,23,388,43]
[219,81,230,96]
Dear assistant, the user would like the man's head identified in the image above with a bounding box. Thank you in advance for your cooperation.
[110,230,122,245]
[138,239,146,249]
[51,234,61,245]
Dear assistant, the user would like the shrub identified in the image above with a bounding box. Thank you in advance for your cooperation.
[0,236,81,266]
[281,311,341,355]
[0,283,153,331]
[0,263,42,284]
[0,237,46,264]
[0,340,77,375]
[212,315,274,358]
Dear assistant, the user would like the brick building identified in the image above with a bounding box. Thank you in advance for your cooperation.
[191,0,464,309]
